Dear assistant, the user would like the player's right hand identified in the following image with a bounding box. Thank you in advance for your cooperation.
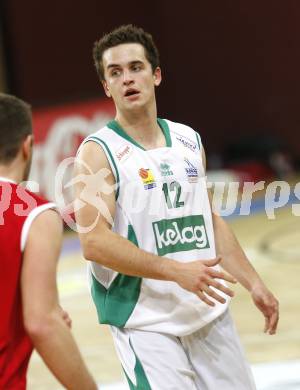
[174,256,237,306]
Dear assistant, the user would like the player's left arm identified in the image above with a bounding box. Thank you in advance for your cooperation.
[21,208,97,389]
[201,147,279,335]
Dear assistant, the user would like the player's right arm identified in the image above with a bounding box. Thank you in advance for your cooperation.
[74,141,235,305]
[21,209,97,390]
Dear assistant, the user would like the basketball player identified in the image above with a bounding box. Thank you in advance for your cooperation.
[0,93,97,389]
[74,25,279,389]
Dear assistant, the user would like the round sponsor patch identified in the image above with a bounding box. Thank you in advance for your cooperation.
[139,168,149,179]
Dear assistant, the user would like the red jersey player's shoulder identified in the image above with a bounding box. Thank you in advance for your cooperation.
[0,179,51,208]
[10,184,56,214]
[22,187,51,207]
[0,180,58,229]
[10,183,57,221]
[18,188,58,253]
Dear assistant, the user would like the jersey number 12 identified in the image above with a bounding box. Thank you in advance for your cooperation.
[162,181,185,209]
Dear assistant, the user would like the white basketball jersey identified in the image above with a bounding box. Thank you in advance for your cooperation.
[81,118,230,336]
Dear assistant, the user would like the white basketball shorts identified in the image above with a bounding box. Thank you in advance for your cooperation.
[110,309,256,389]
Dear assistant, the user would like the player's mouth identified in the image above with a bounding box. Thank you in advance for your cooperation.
[124,88,140,99]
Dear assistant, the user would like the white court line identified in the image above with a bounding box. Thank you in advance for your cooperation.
[100,360,300,390]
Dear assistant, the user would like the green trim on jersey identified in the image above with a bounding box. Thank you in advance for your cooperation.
[91,225,142,327]
[127,224,139,245]
[123,339,152,390]
[107,118,172,150]
[84,136,120,200]
[157,118,172,148]
[195,131,201,151]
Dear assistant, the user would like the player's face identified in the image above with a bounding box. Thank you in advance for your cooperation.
[102,43,161,113]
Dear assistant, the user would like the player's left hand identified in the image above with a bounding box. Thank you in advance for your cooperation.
[251,284,279,335]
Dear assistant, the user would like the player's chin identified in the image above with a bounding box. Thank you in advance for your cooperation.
[124,99,145,110]
[129,96,143,104]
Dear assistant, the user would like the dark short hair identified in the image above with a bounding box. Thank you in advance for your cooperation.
[93,24,160,81]
[0,93,32,164]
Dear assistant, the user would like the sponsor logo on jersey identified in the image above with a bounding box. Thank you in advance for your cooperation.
[184,158,198,182]
[116,144,132,162]
[153,215,210,255]
[138,168,157,190]
[160,162,173,177]
[176,135,198,153]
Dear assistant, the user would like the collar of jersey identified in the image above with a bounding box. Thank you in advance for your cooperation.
[106,118,172,151]
[0,176,17,184]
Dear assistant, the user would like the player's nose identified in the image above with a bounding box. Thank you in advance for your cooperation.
[123,69,133,85]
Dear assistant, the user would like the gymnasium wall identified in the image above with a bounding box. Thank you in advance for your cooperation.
[1,1,300,160]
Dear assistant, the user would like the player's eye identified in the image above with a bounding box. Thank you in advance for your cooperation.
[132,64,142,72]
[111,69,121,77]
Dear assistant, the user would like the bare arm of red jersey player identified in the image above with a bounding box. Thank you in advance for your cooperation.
[21,209,98,389]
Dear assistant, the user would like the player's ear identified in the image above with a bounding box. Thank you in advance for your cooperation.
[22,135,33,161]
[153,67,162,87]
[102,80,111,98]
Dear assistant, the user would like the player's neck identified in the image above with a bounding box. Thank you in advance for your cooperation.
[0,159,25,184]
[115,105,165,149]
[0,169,20,183]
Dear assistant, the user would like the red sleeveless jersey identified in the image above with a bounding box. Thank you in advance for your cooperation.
[0,179,56,389]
